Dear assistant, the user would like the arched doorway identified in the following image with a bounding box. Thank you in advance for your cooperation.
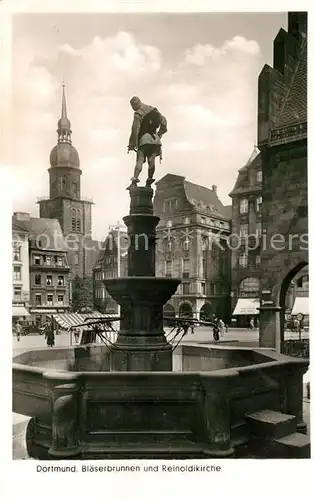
[163,303,175,327]
[236,277,260,328]
[279,262,309,357]
[179,302,193,318]
[200,302,212,321]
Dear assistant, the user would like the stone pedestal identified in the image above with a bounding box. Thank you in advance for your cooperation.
[258,305,281,349]
[45,372,81,459]
[284,362,308,434]
[202,372,237,457]
[104,186,180,371]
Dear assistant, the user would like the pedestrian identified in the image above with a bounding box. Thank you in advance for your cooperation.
[213,318,220,343]
[15,321,22,342]
[45,320,55,347]
[218,318,225,336]
[74,328,80,343]
[249,318,254,329]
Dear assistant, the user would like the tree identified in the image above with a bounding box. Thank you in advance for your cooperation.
[71,275,94,313]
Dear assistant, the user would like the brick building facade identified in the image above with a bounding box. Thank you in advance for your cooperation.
[257,12,307,348]
[154,174,231,322]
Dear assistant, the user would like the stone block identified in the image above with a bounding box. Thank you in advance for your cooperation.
[246,409,297,438]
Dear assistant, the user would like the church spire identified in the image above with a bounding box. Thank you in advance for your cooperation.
[57,82,72,144]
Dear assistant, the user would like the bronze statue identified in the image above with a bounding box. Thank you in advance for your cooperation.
[127,96,167,190]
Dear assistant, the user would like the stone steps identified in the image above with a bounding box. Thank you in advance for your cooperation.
[245,409,310,458]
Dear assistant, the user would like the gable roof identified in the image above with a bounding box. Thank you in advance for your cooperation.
[229,150,262,197]
[184,180,229,219]
[12,215,67,251]
[276,39,307,128]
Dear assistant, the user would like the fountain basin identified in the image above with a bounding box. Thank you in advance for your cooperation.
[12,344,309,459]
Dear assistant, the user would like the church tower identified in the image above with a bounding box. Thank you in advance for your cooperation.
[38,84,95,278]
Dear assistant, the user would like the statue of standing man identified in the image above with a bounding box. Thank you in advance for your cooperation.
[127,96,167,190]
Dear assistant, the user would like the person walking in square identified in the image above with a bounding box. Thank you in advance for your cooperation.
[15,321,22,342]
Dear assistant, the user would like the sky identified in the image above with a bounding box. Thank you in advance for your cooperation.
[10,12,287,241]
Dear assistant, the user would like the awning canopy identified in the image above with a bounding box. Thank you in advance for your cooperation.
[233,298,260,316]
[12,306,30,317]
[30,309,59,314]
[53,312,119,331]
[291,297,309,316]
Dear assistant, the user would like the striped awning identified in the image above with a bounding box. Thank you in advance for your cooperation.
[52,312,119,331]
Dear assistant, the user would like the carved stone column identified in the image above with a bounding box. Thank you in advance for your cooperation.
[284,361,309,434]
[201,372,238,457]
[258,305,281,349]
[44,372,81,459]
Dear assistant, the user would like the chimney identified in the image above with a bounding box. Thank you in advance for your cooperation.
[212,185,217,193]
[14,212,30,221]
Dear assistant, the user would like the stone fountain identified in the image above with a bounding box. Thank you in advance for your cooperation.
[12,187,310,459]
[104,186,180,372]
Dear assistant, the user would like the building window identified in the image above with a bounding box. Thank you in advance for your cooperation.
[201,283,206,295]
[57,276,64,286]
[76,210,81,232]
[13,266,21,280]
[239,277,260,293]
[256,196,262,212]
[47,294,53,306]
[183,259,189,277]
[35,294,42,306]
[166,240,172,252]
[46,256,51,265]
[34,255,41,265]
[13,286,22,301]
[255,255,261,266]
[240,224,249,237]
[57,294,64,306]
[257,170,262,183]
[165,260,172,277]
[74,253,79,265]
[35,275,41,286]
[240,198,248,214]
[164,198,178,213]
[13,244,21,261]
[202,259,206,278]
[184,217,190,224]
[239,252,248,267]
[256,221,262,237]
[210,283,216,295]
[56,256,63,266]
[46,275,53,286]
[183,239,190,251]
[201,216,206,224]
[71,209,76,231]
[182,283,190,295]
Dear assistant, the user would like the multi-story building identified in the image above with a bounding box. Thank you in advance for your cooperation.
[229,148,263,327]
[12,212,71,325]
[12,214,30,325]
[38,84,99,279]
[154,174,232,322]
[257,11,307,348]
[93,229,128,313]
